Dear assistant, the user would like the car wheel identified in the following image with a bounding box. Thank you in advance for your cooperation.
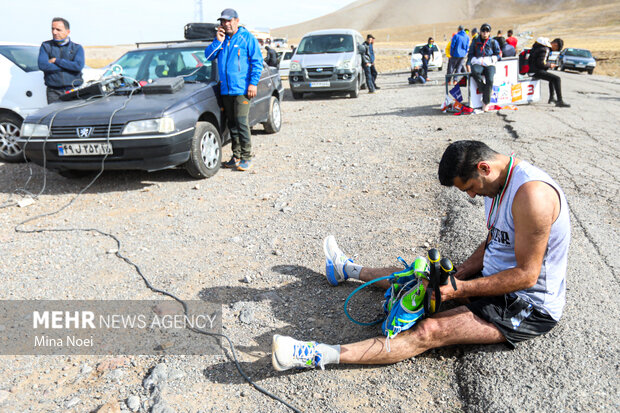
[262,96,282,134]
[185,121,222,179]
[560,62,565,71]
[588,69,593,75]
[0,112,25,163]
[349,77,360,98]
[292,91,303,100]
[438,65,443,71]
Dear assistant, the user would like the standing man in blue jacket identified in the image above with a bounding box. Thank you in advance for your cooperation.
[447,25,469,85]
[467,23,501,112]
[204,8,263,171]
[38,17,85,104]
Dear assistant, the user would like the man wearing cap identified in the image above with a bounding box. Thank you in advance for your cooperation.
[363,34,379,89]
[529,37,570,108]
[204,8,263,171]
[467,23,501,111]
[447,25,470,85]
[38,17,85,104]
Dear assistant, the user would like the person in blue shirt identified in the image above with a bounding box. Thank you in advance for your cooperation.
[447,25,470,85]
[37,17,85,104]
[467,23,501,112]
[204,8,263,171]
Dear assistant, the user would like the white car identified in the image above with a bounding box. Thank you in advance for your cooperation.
[272,38,288,48]
[0,42,103,162]
[277,50,294,79]
[410,43,443,72]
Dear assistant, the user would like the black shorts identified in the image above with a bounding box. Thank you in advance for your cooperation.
[466,295,558,349]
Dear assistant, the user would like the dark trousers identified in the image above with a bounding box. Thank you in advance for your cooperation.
[364,65,376,92]
[533,70,563,101]
[46,87,66,104]
[222,94,252,160]
[422,57,429,79]
[370,64,378,84]
[471,64,496,104]
[447,57,466,82]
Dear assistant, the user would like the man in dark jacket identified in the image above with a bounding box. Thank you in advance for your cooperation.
[420,37,435,80]
[37,17,85,104]
[264,45,278,68]
[359,42,376,93]
[529,37,570,108]
[363,34,379,89]
[467,23,501,111]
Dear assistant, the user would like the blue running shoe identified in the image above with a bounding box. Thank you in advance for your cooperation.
[272,334,325,371]
[323,235,351,286]
[236,159,252,171]
[222,156,240,168]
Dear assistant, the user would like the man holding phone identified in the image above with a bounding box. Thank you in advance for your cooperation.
[204,8,263,171]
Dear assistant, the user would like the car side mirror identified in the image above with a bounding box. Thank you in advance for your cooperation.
[408,52,412,56]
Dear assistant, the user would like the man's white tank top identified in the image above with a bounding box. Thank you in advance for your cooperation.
[482,161,570,320]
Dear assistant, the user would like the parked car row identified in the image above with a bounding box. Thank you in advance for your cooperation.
[4,35,283,179]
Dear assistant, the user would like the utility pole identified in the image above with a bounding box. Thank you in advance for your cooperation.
[194,0,204,22]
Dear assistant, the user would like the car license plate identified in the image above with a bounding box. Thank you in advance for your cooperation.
[57,143,113,156]
[310,81,330,88]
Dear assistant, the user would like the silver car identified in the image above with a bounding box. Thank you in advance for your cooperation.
[557,48,596,75]
[288,29,366,99]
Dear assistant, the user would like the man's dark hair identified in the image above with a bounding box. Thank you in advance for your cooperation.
[428,37,434,43]
[552,38,564,50]
[52,17,70,30]
[438,140,499,186]
[507,29,513,36]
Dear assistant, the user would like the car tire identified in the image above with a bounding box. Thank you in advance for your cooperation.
[438,65,443,71]
[349,77,360,98]
[560,62,565,71]
[0,112,25,163]
[262,96,282,134]
[185,121,222,179]
[292,91,303,100]
[588,69,593,75]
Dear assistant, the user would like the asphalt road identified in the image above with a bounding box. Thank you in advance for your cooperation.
[0,68,618,412]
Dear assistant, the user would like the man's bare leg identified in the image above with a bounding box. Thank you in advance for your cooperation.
[359,266,402,290]
[339,306,506,364]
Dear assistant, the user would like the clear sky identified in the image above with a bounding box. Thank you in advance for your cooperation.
[5,0,354,46]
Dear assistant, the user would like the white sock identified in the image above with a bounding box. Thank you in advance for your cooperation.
[344,261,363,280]
[317,343,340,365]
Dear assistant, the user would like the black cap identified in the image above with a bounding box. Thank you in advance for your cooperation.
[218,8,238,20]
[480,23,491,32]
[367,34,375,39]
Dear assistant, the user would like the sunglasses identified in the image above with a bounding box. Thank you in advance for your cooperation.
[481,29,490,32]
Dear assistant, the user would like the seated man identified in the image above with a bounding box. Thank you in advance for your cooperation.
[467,23,500,112]
[272,140,570,371]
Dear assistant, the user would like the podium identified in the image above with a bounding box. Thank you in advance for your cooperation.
[445,58,541,109]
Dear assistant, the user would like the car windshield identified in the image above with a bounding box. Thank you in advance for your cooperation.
[296,35,354,54]
[565,49,592,58]
[0,45,40,72]
[103,47,214,82]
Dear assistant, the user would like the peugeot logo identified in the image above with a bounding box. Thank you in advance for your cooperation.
[77,127,93,138]
[316,68,323,72]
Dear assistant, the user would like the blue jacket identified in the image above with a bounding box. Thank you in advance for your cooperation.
[450,30,470,58]
[38,39,85,89]
[204,26,263,96]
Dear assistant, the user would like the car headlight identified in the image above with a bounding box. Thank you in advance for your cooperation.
[337,60,352,70]
[587,62,596,66]
[20,123,49,137]
[290,61,301,71]
[122,117,175,135]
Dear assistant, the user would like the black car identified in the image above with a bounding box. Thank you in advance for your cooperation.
[18,41,284,179]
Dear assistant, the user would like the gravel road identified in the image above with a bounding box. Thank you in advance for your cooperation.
[0,68,618,413]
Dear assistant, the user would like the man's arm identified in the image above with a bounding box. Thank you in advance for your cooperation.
[247,35,263,97]
[454,239,486,280]
[38,44,61,72]
[442,181,559,300]
[54,45,85,72]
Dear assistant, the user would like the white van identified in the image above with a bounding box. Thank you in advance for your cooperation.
[288,29,366,99]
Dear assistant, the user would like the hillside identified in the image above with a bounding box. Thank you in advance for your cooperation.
[272,0,618,39]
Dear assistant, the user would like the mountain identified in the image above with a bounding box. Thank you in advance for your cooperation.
[272,0,617,39]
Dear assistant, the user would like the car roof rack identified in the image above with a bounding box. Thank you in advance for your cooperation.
[135,39,213,48]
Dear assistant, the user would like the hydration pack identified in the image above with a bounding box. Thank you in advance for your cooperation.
[519,48,532,74]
